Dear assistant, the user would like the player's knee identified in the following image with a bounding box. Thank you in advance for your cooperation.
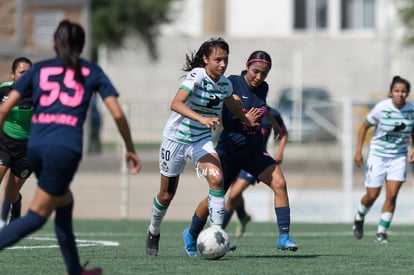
[158,192,174,205]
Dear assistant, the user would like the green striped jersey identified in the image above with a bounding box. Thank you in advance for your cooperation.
[163,67,233,144]
[367,98,414,157]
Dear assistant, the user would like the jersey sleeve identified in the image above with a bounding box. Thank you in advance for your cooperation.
[93,65,119,99]
[179,68,204,94]
[366,101,383,126]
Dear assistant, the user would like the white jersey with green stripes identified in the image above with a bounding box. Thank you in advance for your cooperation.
[163,67,233,144]
[366,98,414,157]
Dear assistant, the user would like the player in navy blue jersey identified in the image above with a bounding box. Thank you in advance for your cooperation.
[0,57,33,226]
[0,20,141,275]
[183,50,298,253]
[223,106,288,237]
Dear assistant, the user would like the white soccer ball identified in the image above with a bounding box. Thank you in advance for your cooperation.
[196,226,229,260]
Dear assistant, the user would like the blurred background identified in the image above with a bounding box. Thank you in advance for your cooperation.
[1,0,414,224]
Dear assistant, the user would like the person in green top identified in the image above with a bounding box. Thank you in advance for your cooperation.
[0,57,33,227]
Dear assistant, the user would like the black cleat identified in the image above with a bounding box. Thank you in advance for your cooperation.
[375,233,389,244]
[353,219,364,240]
[146,231,160,256]
[9,193,22,223]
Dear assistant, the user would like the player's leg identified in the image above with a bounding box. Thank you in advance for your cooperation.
[375,156,406,243]
[146,174,180,256]
[258,163,298,251]
[0,167,10,226]
[146,139,185,256]
[353,155,385,240]
[183,152,224,257]
[7,145,32,222]
[226,172,253,236]
[353,187,381,239]
[375,180,402,243]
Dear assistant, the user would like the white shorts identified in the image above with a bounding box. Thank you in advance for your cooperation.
[364,154,407,188]
[159,137,217,177]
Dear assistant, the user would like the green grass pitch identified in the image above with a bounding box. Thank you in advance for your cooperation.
[1,220,413,274]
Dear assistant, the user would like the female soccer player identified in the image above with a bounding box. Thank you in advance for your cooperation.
[145,38,256,257]
[353,76,414,243]
[223,106,289,237]
[0,20,141,275]
[0,57,33,226]
[182,50,298,255]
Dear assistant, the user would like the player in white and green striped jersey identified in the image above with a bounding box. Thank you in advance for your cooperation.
[353,75,414,243]
[146,38,257,257]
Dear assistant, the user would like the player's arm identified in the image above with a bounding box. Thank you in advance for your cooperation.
[224,94,259,127]
[264,110,287,163]
[354,120,371,167]
[103,95,141,174]
[0,89,21,127]
[171,88,220,129]
[264,111,281,139]
[409,125,414,163]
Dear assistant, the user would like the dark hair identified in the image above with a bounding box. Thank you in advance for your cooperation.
[241,50,272,75]
[390,75,411,93]
[54,20,85,82]
[183,37,229,72]
[11,57,32,72]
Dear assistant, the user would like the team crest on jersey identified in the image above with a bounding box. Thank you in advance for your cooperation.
[161,161,169,173]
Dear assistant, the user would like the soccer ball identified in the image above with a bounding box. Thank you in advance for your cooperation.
[196,226,229,260]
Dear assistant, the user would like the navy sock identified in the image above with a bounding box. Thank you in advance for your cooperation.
[1,199,10,221]
[55,201,81,275]
[222,210,233,229]
[189,212,207,238]
[275,206,291,235]
[0,210,46,249]
[236,205,247,220]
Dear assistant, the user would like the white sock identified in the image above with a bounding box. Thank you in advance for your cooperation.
[377,212,393,234]
[149,196,168,235]
[356,202,370,221]
[208,190,225,227]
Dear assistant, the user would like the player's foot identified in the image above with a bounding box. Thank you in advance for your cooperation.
[227,242,237,252]
[182,227,197,257]
[353,218,364,240]
[276,234,298,252]
[145,230,160,256]
[67,261,102,275]
[375,232,389,244]
[9,193,22,223]
[80,266,103,275]
[235,214,251,237]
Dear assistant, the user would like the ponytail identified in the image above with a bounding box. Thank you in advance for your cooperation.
[54,20,85,82]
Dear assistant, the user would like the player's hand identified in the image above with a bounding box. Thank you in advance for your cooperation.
[199,116,220,130]
[126,151,141,174]
[409,149,414,163]
[244,108,260,127]
[354,152,363,167]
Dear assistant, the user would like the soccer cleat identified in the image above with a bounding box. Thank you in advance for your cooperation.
[145,230,160,256]
[353,218,364,240]
[227,242,237,252]
[182,227,197,257]
[276,234,298,252]
[67,261,102,275]
[375,233,389,244]
[9,193,22,223]
[235,214,251,238]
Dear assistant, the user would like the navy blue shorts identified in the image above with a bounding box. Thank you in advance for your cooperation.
[238,170,257,185]
[218,149,276,191]
[27,145,81,196]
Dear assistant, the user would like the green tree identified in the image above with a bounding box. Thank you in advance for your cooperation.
[91,0,178,61]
